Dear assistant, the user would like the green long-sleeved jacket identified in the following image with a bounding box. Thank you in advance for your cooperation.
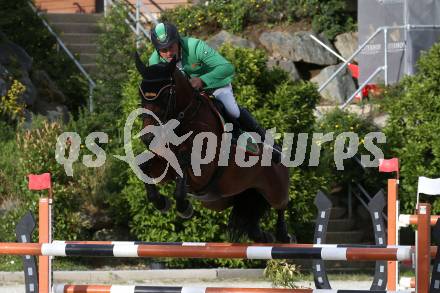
[148,37,234,90]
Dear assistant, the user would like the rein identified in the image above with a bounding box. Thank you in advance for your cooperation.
[139,81,203,129]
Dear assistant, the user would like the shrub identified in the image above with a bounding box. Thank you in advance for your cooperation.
[381,42,440,214]
[314,108,383,189]
[95,3,143,110]
[161,0,272,35]
[264,259,302,288]
[0,79,26,123]
[161,0,356,39]
[0,0,88,110]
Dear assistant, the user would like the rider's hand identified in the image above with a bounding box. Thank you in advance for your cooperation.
[190,77,204,90]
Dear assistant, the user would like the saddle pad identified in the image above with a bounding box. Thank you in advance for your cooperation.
[217,113,260,156]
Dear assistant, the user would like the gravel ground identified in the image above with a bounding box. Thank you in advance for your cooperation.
[0,269,374,293]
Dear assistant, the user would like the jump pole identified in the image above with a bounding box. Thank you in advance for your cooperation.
[416,203,430,293]
[387,178,399,290]
[27,173,53,293]
[0,242,423,261]
[52,284,414,293]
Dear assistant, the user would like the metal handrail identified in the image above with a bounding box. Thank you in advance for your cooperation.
[28,1,96,112]
[318,24,440,109]
[105,0,156,47]
[340,66,384,109]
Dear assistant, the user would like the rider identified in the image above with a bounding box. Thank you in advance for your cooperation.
[148,22,281,163]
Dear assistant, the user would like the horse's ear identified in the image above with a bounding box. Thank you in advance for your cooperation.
[134,51,148,79]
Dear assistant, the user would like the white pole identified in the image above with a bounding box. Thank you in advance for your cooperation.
[309,34,347,62]
[104,0,107,16]
[136,0,141,48]
[404,0,410,76]
[384,28,388,85]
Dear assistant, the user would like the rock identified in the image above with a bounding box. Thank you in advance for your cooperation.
[0,37,33,72]
[259,31,338,65]
[311,64,357,103]
[373,113,389,128]
[0,78,6,97]
[19,74,37,105]
[207,30,256,49]
[334,32,359,63]
[33,99,70,123]
[266,57,301,81]
[31,70,66,104]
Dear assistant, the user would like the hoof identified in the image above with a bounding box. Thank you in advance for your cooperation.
[289,234,297,243]
[278,234,296,244]
[177,202,194,219]
[157,196,171,213]
[252,231,275,243]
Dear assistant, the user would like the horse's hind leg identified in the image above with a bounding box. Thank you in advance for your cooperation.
[275,209,295,243]
[229,189,275,243]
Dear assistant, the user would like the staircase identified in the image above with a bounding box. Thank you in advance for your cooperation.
[45,13,103,75]
[324,193,373,244]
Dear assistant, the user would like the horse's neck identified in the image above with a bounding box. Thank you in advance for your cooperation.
[173,70,193,109]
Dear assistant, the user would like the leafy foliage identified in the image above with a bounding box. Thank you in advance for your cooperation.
[314,108,383,190]
[0,79,26,122]
[161,0,356,39]
[0,0,88,110]
[381,43,440,214]
[162,0,271,34]
[264,259,302,288]
[95,3,146,110]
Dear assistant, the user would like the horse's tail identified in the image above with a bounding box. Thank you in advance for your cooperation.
[228,189,270,243]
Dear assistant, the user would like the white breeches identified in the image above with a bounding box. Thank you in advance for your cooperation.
[212,84,240,119]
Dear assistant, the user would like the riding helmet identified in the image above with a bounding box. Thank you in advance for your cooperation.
[151,22,180,50]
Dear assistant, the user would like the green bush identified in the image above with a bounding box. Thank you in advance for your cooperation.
[161,0,356,39]
[161,0,271,35]
[381,43,440,214]
[95,3,144,110]
[0,0,88,110]
[264,259,302,288]
[314,109,383,190]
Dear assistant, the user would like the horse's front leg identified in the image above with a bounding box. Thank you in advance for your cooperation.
[175,169,194,219]
[139,160,171,213]
[175,152,193,219]
[144,183,171,212]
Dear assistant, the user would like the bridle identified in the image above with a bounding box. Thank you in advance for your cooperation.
[139,76,202,127]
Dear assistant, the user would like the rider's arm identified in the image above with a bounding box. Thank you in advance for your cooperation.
[195,40,234,89]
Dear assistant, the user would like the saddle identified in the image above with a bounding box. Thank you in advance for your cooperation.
[199,92,260,155]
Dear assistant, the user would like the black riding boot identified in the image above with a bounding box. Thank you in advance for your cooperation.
[238,108,282,164]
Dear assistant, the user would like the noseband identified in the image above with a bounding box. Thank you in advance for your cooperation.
[139,79,202,126]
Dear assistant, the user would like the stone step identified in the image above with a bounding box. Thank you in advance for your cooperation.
[67,44,98,54]
[61,33,99,44]
[329,206,346,219]
[327,219,356,232]
[52,22,100,34]
[79,53,98,64]
[325,230,365,244]
[45,13,103,24]
[82,63,98,74]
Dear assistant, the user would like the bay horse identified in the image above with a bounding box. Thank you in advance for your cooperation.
[134,53,292,243]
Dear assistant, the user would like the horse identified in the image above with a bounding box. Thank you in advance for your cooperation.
[134,53,292,243]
